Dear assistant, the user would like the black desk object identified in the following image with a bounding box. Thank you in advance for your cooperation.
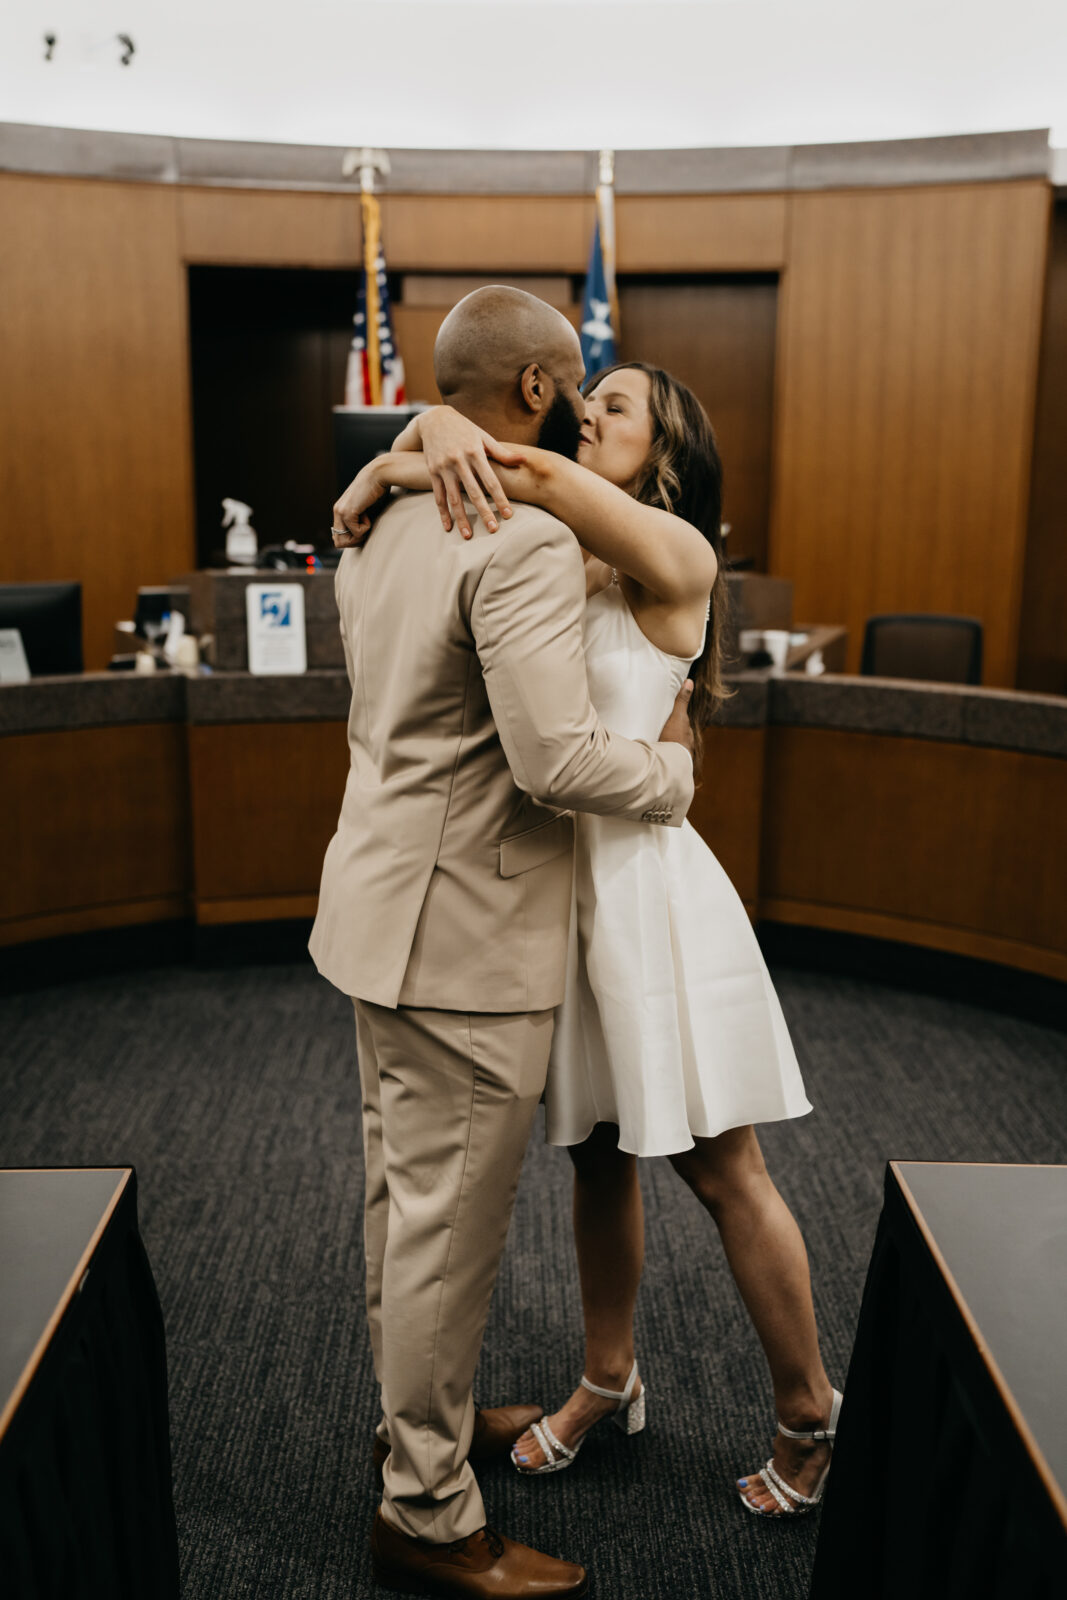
[0,1168,178,1599]
[811,1162,1067,1599]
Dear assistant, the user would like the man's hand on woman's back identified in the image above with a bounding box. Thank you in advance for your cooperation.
[658,681,696,771]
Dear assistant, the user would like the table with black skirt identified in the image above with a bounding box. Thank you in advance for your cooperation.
[811,1161,1067,1600]
[0,1167,179,1599]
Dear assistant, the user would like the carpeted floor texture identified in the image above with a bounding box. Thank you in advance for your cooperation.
[1,959,1064,1599]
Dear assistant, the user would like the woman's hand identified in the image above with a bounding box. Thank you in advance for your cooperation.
[332,461,387,547]
[418,406,525,539]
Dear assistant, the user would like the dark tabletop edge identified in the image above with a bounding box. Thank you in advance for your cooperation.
[3,670,1066,754]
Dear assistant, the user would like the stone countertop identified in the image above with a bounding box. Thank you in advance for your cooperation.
[766,675,1067,758]
[185,671,352,725]
[3,668,1066,756]
[0,672,186,736]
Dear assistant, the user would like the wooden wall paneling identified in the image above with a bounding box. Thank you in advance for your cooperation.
[380,196,593,273]
[617,278,778,569]
[188,722,349,921]
[0,175,196,669]
[769,181,1051,684]
[392,306,449,407]
[180,189,784,275]
[759,727,1067,979]
[180,187,363,266]
[1017,199,1067,695]
[401,275,575,309]
[0,725,191,945]
[616,195,787,271]
[687,726,766,913]
[199,191,598,275]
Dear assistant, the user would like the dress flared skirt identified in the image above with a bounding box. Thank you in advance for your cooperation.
[545,814,812,1157]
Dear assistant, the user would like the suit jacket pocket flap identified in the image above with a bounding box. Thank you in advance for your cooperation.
[498,814,574,879]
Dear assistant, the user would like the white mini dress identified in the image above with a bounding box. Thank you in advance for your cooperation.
[545,582,812,1157]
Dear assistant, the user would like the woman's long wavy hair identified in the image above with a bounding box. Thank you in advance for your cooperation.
[583,361,730,770]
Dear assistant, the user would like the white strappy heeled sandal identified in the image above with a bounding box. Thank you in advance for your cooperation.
[511,1361,646,1475]
[739,1388,843,1517]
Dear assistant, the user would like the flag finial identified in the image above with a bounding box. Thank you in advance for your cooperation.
[342,147,391,195]
[598,149,615,187]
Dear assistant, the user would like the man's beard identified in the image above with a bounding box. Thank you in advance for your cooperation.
[536,387,584,461]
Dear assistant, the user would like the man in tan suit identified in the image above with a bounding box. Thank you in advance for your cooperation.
[312,287,694,1598]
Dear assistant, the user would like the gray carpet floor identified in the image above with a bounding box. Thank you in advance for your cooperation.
[1,959,1064,1599]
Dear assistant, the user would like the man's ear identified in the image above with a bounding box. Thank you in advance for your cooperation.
[519,362,546,415]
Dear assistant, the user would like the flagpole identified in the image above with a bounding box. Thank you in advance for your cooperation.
[597,148,619,347]
[342,146,391,406]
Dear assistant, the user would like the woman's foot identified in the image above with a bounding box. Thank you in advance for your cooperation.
[513,1366,643,1472]
[737,1386,836,1515]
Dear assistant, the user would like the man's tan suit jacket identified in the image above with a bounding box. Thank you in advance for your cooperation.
[309,490,694,1012]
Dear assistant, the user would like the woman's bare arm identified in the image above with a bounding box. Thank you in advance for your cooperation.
[334,442,716,605]
[414,407,715,601]
[390,414,424,452]
[514,448,716,604]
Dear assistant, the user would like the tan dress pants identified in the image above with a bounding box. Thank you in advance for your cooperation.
[353,999,553,1543]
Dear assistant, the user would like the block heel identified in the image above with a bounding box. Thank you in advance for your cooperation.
[512,1361,645,1474]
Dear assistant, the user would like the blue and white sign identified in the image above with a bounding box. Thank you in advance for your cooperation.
[245,583,307,676]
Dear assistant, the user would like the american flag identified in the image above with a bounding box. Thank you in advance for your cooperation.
[345,191,406,407]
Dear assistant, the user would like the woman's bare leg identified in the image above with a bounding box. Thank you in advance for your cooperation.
[513,1122,645,1468]
[668,1125,835,1513]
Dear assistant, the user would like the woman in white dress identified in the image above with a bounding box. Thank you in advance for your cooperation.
[334,363,840,1518]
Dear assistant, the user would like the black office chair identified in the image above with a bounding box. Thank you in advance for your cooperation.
[860,614,983,684]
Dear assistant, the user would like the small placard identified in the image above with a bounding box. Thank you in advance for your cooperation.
[245,583,307,677]
[0,628,31,684]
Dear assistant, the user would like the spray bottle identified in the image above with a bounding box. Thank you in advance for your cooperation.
[222,498,258,565]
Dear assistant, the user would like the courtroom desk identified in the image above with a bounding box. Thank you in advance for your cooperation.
[811,1162,1067,1600]
[2,670,1065,980]
[759,675,1067,980]
[0,1167,178,1599]
[0,675,190,949]
[186,672,351,924]
[182,671,774,924]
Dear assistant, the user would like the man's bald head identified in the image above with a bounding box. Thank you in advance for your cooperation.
[433,286,584,440]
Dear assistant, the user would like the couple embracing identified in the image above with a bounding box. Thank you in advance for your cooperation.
[311,287,840,1598]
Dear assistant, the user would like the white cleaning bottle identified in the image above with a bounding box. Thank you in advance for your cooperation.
[222,498,258,565]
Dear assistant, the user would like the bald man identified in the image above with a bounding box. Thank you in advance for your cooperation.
[314,288,694,1598]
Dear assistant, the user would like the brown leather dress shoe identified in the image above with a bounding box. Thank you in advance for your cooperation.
[370,1510,588,1597]
[373,1404,544,1482]
[470,1404,545,1463]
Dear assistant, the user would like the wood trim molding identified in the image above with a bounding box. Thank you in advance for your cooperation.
[0,897,191,949]
[195,894,320,925]
[758,899,1067,983]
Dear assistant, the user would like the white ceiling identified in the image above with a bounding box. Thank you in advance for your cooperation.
[2,1,1065,153]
